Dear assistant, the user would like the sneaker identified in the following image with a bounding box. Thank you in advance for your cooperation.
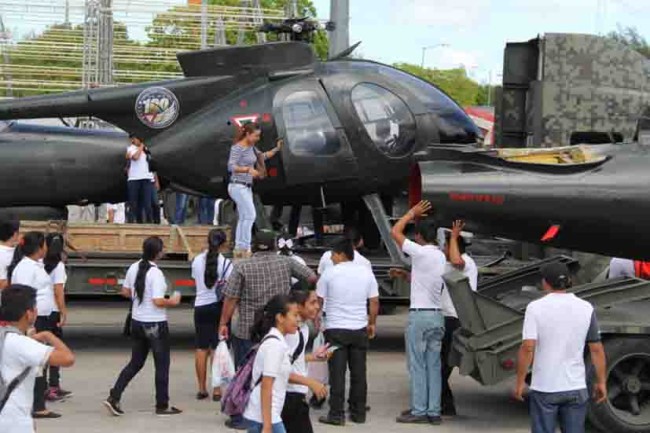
[103,397,124,417]
[45,387,64,402]
[318,415,346,426]
[56,388,73,399]
[429,416,443,425]
[396,413,430,424]
[156,406,183,416]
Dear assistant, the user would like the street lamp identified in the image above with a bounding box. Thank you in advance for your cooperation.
[420,43,449,69]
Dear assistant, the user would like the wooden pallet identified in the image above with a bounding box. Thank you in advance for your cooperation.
[20,221,230,260]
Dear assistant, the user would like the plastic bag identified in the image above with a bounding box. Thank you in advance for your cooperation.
[212,340,235,391]
[307,330,328,398]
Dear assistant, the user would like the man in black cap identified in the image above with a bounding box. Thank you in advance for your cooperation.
[514,262,607,433]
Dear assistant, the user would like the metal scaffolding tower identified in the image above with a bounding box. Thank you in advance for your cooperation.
[82,0,113,89]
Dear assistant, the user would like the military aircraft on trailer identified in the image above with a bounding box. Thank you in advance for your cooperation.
[0,32,649,262]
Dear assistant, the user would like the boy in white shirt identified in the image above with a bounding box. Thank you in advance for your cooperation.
[0,285,74,433]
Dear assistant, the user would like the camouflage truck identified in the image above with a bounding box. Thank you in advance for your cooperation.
[496,33,650,148]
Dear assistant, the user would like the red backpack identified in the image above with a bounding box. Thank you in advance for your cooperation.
[634,261,650,280]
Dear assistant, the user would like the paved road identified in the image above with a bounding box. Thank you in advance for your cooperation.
[37,302,536,433]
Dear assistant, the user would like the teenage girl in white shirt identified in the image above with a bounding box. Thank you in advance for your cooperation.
[191,229,231,401]
[243,295,299,433]
[43,233,71,401]
[104,237,182,417]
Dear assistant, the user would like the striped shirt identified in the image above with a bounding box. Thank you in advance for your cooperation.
[228,144,260,184]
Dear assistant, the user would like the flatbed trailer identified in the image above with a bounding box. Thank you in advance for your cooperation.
[444,256,650,433]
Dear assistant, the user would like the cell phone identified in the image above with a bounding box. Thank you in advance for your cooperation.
[327,345,341,354]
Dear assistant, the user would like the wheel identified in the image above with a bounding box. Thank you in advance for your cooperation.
[588,337,650,433]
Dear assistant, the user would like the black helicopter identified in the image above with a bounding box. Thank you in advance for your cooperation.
[1,23,650,261]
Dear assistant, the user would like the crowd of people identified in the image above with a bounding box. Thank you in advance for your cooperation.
[0,123,616,433]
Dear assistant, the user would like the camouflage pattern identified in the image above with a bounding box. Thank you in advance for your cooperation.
[498,33,650,148]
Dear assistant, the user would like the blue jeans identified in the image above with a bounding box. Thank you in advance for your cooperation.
[406,310,445,417]
[529,389,589,433]
[198,197,216,225]
[127,179,154,223]
[174,193,188,224]
[245,420,286,433]
[228,183,256,251]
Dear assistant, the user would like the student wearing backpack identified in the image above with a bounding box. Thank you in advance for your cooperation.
[191,229,232,401]
[104,237,183,417]
[9,232,60,419]
[0,285,74,433]
[42,234,72,402]
[242,294,299,433]
[282,290,330,433]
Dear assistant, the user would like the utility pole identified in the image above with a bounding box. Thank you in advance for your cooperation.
[329,0,349,56]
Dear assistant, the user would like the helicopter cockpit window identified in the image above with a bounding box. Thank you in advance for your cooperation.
[351,83,416,158]
[282,91,340,156]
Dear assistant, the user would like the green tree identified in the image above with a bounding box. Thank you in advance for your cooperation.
[607,25,650,59]
[393,63,484,106]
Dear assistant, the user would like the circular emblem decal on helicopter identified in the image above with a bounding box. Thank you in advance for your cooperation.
[134,87,180,129]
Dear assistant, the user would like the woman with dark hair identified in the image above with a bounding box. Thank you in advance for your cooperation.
[191,229,232,401]
[227,123,282,258]
[43,233,72,401]
[10,231,61,419]
[244,294,299,433]
[104,236,182,417]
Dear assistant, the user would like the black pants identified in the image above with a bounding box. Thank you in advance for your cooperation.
[110,320,170,409]
[441,316,461,412]
[281,392,313,433]
[34,314,56,412]
[325,328,369,420]
[48,312,63,388]
[127,179,153,224]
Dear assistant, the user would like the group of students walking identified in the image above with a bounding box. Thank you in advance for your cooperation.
[0,219,76,433]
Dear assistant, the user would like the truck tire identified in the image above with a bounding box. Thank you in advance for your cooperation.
[588,337,650,433]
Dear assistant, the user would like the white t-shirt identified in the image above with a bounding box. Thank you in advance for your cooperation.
[608,257,635,279]
[441,254,478,318]
[126,145,152,181]
[0,332,53,433]
[244,327,292,424]
[48,262,67,313]
[316,261,379,330]
[522,293,600,393]
[191,251,232,307]
[317,250,371,275]
[285,323,309,394]
[0,244,14,281]
[108,203,126,224]
[124,261,168,322]
[213,199,223,226]
[402,239,446,309]
[12,258,55,317]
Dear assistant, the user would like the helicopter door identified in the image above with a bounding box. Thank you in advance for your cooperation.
[274,80,358,185]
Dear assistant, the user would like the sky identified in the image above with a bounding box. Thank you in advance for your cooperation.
[312,0,650,83]
[2,0,649,85]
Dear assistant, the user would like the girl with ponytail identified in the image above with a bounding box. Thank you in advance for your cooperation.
[227,122,283,258]
[191,229,232,401]
[244,295,299,433]
[104,236,183,417]
[11,231,62,418]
